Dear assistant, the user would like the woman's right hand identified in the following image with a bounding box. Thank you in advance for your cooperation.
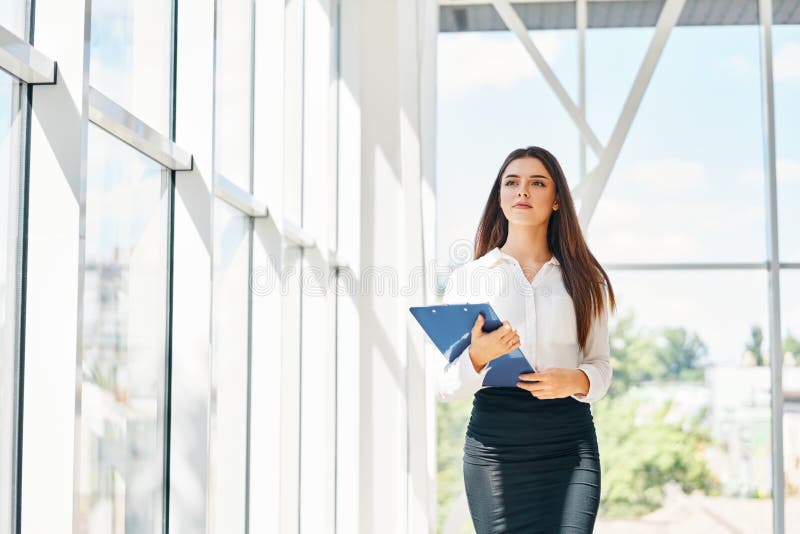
[467,313,520,372]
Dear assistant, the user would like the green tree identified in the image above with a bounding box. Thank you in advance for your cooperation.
[746,324,765,366]
[594,394,721,517]
[784,332,800,365]
[606,311,707,397]
[436,397,472,529]
[593,313,718,517]
[652,326,708,381]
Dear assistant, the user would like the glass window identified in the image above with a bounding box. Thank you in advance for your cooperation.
[76,124,171,533]
[435,27,580,532]
[773,24,800,262]
[592,270,774,529]
[586,21,765,264]
[0,68,24,534]
[773,21,799,521]
[89,0,173,134]
[214,0,254,191]
[208,0,255,525]
[435,5,792,529]
[0,0,26,38]
[436,28,578,266]
[210,200,250,532]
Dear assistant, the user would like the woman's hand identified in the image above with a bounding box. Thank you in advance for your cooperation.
[516,368,589,399]
[468,313,520,372]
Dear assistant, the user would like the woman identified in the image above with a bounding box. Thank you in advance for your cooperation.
[434,146,616,533]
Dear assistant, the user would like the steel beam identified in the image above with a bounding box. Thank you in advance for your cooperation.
[491,0,605,158]
[0,24,56,84]
[576,0,685,228]
[88,86,193,171]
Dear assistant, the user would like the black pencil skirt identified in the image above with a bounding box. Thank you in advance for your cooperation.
[462,387,601,533]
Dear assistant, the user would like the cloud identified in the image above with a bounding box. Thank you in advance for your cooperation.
[714,54,756,79]
[437,31,562,99]
[587,194,709,259]
[774,42,800,82]
[625,159,708,193]
[739,159,800,186]
[585,158,769,262]
[715,41,800,83]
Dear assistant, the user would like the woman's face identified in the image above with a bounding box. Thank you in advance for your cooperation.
[498,157,558,226]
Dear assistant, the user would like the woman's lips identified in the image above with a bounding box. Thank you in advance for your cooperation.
[513,204,532,209]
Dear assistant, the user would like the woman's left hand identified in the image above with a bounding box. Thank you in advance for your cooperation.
[516,368,588,399]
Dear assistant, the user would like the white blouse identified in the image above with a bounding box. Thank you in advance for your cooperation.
[430,246,612,404]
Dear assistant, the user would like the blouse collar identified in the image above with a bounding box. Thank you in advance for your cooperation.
[479,246,560,269]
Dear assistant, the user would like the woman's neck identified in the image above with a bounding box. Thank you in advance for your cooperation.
[500,231,552,264]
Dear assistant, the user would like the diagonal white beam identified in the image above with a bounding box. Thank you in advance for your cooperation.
[576,0,686,228]
[88,86,193,171]
[491,0,604,158]
[0,24,56,84]
[213,173,269,217]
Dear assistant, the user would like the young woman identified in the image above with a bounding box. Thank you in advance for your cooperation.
[434,146,616,533]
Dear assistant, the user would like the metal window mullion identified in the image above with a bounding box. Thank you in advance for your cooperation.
[12,45,33,534]
[757,1,785,533]
[603,262,795,270]
[577,0,587,184]
[161,0,180,531]
[245,1,258,531]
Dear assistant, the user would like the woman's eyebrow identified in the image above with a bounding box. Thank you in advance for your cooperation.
[504,173,551,180]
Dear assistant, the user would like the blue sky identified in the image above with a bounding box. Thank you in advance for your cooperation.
[436,24,800,365]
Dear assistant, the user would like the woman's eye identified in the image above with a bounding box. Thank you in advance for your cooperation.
[505,179,545,187]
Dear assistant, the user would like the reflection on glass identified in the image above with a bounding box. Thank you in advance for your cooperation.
[0,69,23,534]
[90,0,172,134]
[0,0,26,38]
[77,124,170,533]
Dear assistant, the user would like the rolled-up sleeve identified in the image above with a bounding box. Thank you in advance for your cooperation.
[430,266,490,402]
[570,287,613,404]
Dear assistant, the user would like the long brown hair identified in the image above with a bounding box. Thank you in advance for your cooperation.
[474,146,616,353]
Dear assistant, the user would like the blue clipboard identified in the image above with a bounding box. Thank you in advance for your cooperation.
[409,302,535,387]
